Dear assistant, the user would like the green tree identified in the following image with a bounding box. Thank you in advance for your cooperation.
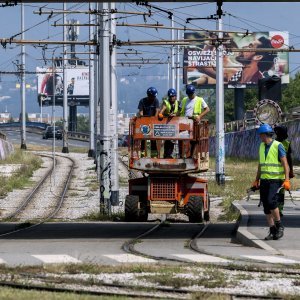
[77,115,89,132]
[282,72,300,112]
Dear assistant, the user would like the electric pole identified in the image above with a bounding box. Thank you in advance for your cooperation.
[170,15,176,89]
[88,1,95,158]
[110,2,119,206]
[215,1,225,185]
[20,3,26,150]
[99,2,112,215]
[62,2,69,153]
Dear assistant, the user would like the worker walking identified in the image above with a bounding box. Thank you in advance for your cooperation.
[252,124,290,240]
[158,88,179,158]
[274,125,294,217]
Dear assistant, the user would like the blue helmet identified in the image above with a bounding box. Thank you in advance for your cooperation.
[167,88,177,97]
[257,124,274,134]
[147,87,158,97]
[186,84,195,95]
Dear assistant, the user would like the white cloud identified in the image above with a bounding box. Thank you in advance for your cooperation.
[0,96,11,102]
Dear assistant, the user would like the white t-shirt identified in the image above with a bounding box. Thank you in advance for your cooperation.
[184,96,208,117]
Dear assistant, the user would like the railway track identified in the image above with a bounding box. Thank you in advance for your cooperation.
[0,270,286,300]
[119,152,300,274]
[0,153,75,237]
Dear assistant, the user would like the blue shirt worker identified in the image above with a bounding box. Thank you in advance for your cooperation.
[252,124,290,240]
[138,87,160,117]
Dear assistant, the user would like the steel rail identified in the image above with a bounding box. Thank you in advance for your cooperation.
[0,153,75,237]
[2,154,56,220]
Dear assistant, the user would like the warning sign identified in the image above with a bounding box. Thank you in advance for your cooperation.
[153,124,176,137]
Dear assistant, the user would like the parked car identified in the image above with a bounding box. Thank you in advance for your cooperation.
[43,126,63,140]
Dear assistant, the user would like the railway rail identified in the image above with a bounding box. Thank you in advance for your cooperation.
[0,269,286,300]
[0,153,75,237]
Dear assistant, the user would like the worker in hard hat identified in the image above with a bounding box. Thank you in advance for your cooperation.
[180,85,210,122]
[252,124,290,240]
[138,87,160,117]
[274,124,294,217]
[179,85,210,158]
[138,87,159,157]
[158,88,180,158]
[159,88,179,118]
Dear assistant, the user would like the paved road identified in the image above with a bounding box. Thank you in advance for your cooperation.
[239,193,300,261]
[3,129,88,149]
[0,221,299,266]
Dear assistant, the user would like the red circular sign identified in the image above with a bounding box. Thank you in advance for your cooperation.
[271,35,285,48]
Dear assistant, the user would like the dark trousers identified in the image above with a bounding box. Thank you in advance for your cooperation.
[260,179,283,214]
[164,140,175,158]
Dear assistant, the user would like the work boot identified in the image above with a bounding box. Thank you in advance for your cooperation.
[274,222,284,240]
[265,226,276,240]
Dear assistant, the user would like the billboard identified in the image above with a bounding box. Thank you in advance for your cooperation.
[37,67,89,97]
[183,31,289,87]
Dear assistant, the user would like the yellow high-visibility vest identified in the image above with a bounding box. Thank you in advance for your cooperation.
[163,99,179,116]
[259,140,285,180]
[180,96,203,117]
[281,139,290,152]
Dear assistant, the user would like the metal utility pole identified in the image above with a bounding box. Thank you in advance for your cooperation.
[170,15,176,89]
[99,2,112,215]
[215,1,225,185]
[62,2,69,153]
[176,29,180,100]
[88,1,95,157]
[94,2,100,178]
[110,2,119,206]
[20,3,26,150]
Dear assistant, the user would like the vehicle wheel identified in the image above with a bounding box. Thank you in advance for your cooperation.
[204,194,210,222]
[138,199,148,222]
[125,195,139,222]
[185,195,203,223]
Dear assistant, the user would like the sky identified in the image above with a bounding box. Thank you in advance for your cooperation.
[0,1,300,116]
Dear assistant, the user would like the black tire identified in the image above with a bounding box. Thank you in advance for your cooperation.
[125,195,139,222]
[186,195,203,223]
[204,194,210,222]
[138,199,148,222]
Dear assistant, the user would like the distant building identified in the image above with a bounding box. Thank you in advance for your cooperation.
[0,112,12,123]
[27,113,50,123]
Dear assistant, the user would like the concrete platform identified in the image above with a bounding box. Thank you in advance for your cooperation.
[234,191,300,261]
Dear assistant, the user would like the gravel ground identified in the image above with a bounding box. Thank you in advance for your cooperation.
[0,156,52,218]
[0,150,224,221]
[41,269,300,297]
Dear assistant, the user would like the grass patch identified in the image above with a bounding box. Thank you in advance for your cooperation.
[119,177,128,185]
[0,150,42,198]
[208,157,257,221]
[68,146,89,154]
[82,211,125,222]
[0,286,128,300]
[68,192,79,197]
[0,263,186,276]
[139,268,229,289]
[192,292,230,300]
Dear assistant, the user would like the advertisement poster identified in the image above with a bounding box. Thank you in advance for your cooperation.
[183,31,289,87]
[37,67,89,97]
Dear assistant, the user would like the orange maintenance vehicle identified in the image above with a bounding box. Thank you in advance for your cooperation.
[125,116,210,223]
